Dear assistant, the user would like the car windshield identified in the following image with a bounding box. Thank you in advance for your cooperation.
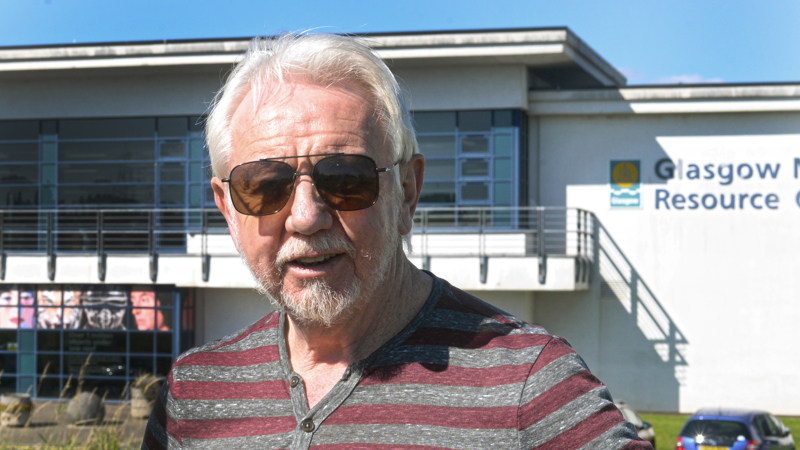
[682,420,752,446]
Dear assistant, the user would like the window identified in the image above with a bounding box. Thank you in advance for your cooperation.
[413,110,521,208]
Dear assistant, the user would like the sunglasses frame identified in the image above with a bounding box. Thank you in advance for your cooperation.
[221,152,400,216]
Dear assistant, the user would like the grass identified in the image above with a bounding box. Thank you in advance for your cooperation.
[641,412,800,450]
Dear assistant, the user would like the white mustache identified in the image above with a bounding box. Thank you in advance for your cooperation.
[275,234,357,270]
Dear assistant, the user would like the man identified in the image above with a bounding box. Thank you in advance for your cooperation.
[144,33,651,449]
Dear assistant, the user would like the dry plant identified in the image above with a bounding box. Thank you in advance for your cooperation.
[0,354,148,449]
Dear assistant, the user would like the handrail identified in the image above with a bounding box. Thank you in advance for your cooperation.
[0,207,595,282]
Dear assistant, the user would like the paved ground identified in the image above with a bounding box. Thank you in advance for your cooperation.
[0,401,148,448]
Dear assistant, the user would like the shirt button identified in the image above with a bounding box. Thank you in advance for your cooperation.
[290,376,300,388]
[300,419,315,432]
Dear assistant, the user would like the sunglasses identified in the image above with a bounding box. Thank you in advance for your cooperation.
[222,153,400,216]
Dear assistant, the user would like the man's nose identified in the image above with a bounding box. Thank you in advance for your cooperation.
[285,175,333,235]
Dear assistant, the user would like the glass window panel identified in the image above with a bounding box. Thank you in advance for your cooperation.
[494,182,512,205]
[156,332,172,354]
[0,353,16,374]
[59,118,155,139]
[20,354,35,374]
[461,182,489,201]
[58,184,154,206]
[19,329,34,350]
[63,378,126,400]
[189,116,204,133]
[65,331,126,352]
[458,111,491,132]
[130,356,153,375]
[0,164,37,184]
[155,291,173,308]
[0,143,38,163]
[37,378,61,398]
[492,110,514,128]
[132,309,155,331]
[41,165,56,184]
[160,163,185,182]
[159,185,184,205]
[205,186,215,205]
[417,136,455,157]
[19,377,34,395]
[158,309,172,331]
[130,332,154,353]
[59,162,154,184]
[189,162,202,182]
[461,159,489,177]
[41,120,57,135]
[41,186,56,206]
[493,134,513,157]
[37,331,61,351]
[157,117,187,137]
[160,140,185,158]
[425,159,456,180]
[156,357,173,377]
[189,185,201,206]
[0,121,39,140]
[0,307,17,329]
[0,377,17,395]
[461,136,489,154]
[42,142,57,162]
[59,140,155,162]
[419,182,456,204]
[37,290,67,329]
[37,354,60,375]
[0,330,16,350]
[189,140,204,160]
[413,112,456,133]
[80,288,128,329]
[494,159,512,179]
[0,186,38,207]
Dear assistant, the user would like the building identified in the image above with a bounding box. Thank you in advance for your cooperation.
[0,28,797,413]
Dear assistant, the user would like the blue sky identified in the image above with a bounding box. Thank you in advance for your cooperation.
[1,0,798,85]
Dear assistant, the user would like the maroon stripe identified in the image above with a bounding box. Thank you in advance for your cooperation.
[211,311,280,351]
[622,439,653,449]
[174,345,280,367]
[518,370,600,430]
[179,416,296,439]
[325,404,517,429]
[530,337,575,372]
[172,380,290,400]
[531,404,625,450]
[361,363,530,387]
[403,327,551,350]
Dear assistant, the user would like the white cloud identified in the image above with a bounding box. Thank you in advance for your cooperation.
[656,74,725,84]
[617,67,645,83]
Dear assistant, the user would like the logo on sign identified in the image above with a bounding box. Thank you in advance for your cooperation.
[610,160,641,208]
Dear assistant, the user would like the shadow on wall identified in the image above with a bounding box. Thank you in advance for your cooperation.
[594,219,687,412]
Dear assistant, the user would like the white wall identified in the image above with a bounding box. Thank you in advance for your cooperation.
[197,288,275,344]
[534,110,800,414]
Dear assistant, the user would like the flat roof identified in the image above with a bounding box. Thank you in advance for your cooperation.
[0,27,626,87]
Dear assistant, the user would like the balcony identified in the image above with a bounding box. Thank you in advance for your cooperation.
[0,207,594,291]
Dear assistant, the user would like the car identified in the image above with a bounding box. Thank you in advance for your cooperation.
[615,401,656,447]
[676,408,795,450]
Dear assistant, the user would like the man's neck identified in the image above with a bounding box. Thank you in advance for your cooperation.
[284,257,432,407]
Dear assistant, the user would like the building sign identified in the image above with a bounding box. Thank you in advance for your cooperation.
[610,160,641,208]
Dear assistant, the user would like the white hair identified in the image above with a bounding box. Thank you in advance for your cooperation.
[205,32,418,180]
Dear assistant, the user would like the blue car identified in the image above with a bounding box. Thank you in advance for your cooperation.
[676,408,795,450]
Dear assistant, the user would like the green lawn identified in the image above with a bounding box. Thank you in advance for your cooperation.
[640,412,800,450]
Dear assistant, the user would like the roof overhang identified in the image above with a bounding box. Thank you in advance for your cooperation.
[0,28,626,87]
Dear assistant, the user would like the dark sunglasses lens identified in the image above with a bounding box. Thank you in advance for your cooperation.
[314,155,379,211]
[229,161,294,215]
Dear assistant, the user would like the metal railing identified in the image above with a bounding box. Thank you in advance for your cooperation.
[0,207,595,283]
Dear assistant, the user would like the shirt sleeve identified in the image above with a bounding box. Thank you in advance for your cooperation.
[517,337,653,450]
[142,377,181,450]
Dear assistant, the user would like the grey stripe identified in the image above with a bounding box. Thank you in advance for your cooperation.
[578,421,638,450]
[372,345,543,369]
[206,327,279,353]
[347,382,525,408]
[172,398,294,420]
[181,432,293,449]
[520,386,614,448]
[519,352,588,405]
[426,309,548,337]
[172,361,283,382]
[312,423,517,448]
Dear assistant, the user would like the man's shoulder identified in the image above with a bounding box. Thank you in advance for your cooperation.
[173,310,282,367]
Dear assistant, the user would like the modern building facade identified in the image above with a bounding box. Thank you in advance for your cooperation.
[0,28,797,414]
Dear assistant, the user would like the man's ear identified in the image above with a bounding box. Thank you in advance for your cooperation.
[397,153,425,236]
[211,176,242,253]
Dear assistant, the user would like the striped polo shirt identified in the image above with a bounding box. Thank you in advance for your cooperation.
[143,276,650,449]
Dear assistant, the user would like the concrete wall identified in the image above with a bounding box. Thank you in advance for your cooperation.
[533,110,800,414]
[197,288,275,344]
